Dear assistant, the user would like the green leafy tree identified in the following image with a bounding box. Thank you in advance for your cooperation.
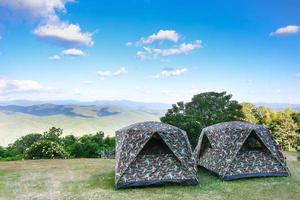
[25,140,68,159]
[0,146,6,158]
[257,106,277,129]
[272,109,298,151]
[161,92,244,148]
[62,135,77,155]
[5,133,42,157]
[241,103,261,123]
[68,133,101,158]
[291,112,300,151]
[41,127,63,143]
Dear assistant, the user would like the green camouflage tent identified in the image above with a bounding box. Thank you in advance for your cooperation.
[194,121,290,180]
[115,121,198,189]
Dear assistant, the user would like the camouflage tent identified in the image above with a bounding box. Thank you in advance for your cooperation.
[194,121,290,180]
[115,121,198,189]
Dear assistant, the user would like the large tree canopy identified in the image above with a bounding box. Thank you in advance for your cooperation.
[161,92,244,148]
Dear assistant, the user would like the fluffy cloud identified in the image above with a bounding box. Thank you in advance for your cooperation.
[96,70,111,77]
[270,25,300,36]
[0,0,73,23]
[296,72,300,77]
[125,42,133,46]
[137,40,202,59]
[48,54,61,60]
[81,81,93,84]
[140,30,180,44]
[96,67,128,78]
[34,23,94,47]
[62,48,85,56]
[0,0,94,48]
[0,78,44,94]
[112,67,128,76]
[152,68,188,79]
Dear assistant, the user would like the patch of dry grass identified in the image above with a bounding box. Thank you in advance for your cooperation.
[0,153,299,200]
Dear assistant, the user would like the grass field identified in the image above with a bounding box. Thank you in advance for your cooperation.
[0,152,299,200]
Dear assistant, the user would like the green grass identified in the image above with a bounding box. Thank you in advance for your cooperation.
[0,152,299,200]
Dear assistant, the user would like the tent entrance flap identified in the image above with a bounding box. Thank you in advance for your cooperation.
[139,133,173,155]
[199,134,212,158]
[240,131,267,152]
[225,131,287,179]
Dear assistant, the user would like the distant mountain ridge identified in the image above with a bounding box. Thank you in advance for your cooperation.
[255,103,300,112]
[0,100,171,146]
[0,99,171,110]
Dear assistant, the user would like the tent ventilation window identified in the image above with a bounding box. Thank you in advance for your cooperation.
[139,133,173,155]
[241,131,265,151]
[199,135,212,158]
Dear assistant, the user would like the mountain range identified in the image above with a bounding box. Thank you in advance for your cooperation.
[0,100,299,146]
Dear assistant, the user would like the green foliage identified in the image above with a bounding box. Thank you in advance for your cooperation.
[0,146,5,157]
[161,92,244,148]
[241,104,299,151]
[66,132,115,158]
[41,127,63,143]
[271,109,298,151]
[241,103,261,123]
[25,140,69,159]
[7,133,42,156]
[0,155,23,161]
[1,127,115,160]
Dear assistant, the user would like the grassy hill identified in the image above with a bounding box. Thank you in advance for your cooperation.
[0,104,166,146]
[0,152,299,200]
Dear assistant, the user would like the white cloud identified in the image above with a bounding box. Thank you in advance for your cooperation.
[81,81,93,84]
[112,67,128,76]
[137,40,202,59]
[96,67,128,79]
[0,0,94,48]
[295,72,300,77]
[125,42,133,46]
[270,25,300,36]
[152,68,188,79]
[0,78,45,94]
[62,48,85,56]
[0,0,73,23]
[140,30,180,44]
[34,22,94,47]
[96,70,111,77]
[48,54,61,60]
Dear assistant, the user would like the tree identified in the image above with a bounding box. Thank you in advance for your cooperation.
[257,106,277,129]
[42,127,63,143]
[291,112,300,151]
[0,146,6,158]
[241,103,261,123]
[291,112,300,133]
[62,135,77,155]
[272,109,298,151]
[6,133,42,156]
[68,133,101,158]
[25,140,68,159]
[161,92,244,148]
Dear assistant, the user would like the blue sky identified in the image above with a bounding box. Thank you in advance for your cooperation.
[0,0,299,103]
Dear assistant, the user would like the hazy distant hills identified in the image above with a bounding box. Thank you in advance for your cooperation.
[255,103,300,112]
[0,101,171,146]
[0,100,299,146]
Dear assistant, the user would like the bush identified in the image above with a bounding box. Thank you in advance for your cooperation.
[6,133,42,156]
[25,140,69,159]
[0,155,23,161]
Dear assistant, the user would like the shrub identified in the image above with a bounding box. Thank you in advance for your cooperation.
[25,140,69,159]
